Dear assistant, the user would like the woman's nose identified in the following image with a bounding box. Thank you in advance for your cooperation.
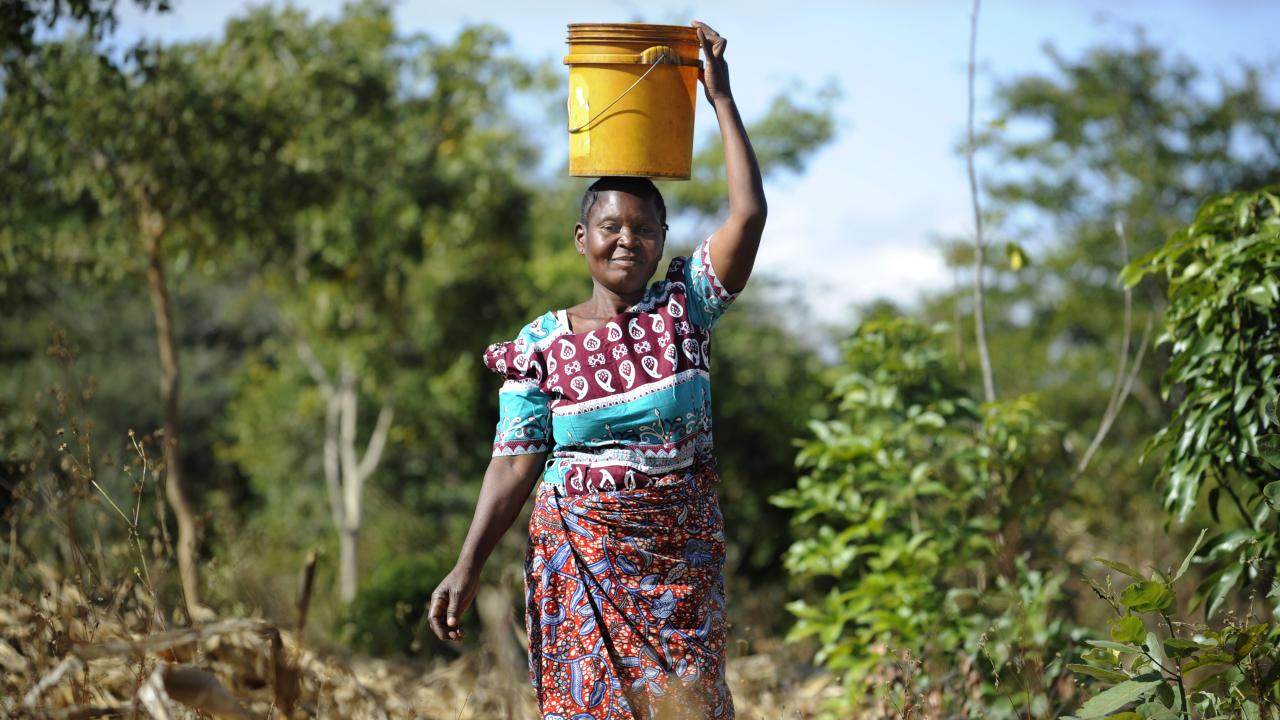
[616,228,637,247]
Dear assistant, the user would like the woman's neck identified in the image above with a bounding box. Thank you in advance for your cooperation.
[566,283,646,333]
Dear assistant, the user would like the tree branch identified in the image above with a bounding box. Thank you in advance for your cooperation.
[1028,219,1154,549]
[294,337,334,398]
[356,395,395,483]
[1030,315,1153,550]
[965,0,996,404]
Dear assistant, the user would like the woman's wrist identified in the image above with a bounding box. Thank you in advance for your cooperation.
[453,554,484,576]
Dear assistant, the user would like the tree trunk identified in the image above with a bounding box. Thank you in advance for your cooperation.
[296,341,394,604]
[338,523,359,603]
[337,367,361,604]
[141,200,202,612]
[965,0,997,404]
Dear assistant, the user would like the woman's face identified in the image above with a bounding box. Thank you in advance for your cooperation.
[574,191,665,298]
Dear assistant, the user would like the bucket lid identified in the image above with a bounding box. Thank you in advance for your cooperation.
[566,23,699,47]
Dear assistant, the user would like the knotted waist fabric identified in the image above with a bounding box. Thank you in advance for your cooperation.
[525,464,733,719]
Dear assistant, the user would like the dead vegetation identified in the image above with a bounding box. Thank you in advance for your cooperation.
[3,562,835,720]
[1,331,838,719]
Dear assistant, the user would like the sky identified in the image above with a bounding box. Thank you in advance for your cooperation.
[110,0,1280,325]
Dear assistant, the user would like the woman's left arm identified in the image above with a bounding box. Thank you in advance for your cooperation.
[694,20,767,295]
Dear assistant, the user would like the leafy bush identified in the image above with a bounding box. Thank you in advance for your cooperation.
[1070,531,1278,720]
[1127,188,1280,523]
[345,553,460,656]
[773,318,1081,717]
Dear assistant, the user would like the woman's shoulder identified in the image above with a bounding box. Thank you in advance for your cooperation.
[483,311,567,379]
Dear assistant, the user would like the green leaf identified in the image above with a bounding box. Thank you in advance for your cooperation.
[1183,652,1234,672]
[1135,701,1177,720]
[1206,563,1244,619]
[1172,528,1207,583]
[1265,401,1278,427]
[1146,633,1166,672]
[1233,623,1268,660]
[1153,682,1176,710]
[1149,566,1171,586]
[1163,638,1211,659]
[1076,679,1164,719]
[1264,482,1280,511]
[1005,242,1030,271]
[1257,435,1280,471]
[1190,671,1233,692]
[1084,648,1124,668]
[1190,566,1228,611]
[1087,640,1142,654]
[1197,529,1261,564]
[1112,616,1147,644]
[1068,664,1131,684]
[1120,581,1176,614]
[1108,713,1146,720]
[1243,284,1275,307]
[1097,558,1148,582]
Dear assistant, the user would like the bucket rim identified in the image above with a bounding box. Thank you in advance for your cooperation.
[566,23,699,44]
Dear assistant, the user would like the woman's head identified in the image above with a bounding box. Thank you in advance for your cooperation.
[575,177,668,298]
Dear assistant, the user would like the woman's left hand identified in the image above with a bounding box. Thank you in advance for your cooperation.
[692,21,732,104]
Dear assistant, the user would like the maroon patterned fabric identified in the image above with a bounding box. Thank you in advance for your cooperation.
[483,240,738,497]
[525,465,733,719]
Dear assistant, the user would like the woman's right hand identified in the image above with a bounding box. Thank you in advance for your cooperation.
[429,565,480,641]
[428,453,545,641]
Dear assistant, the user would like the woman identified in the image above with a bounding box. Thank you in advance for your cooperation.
[430,21,765,720]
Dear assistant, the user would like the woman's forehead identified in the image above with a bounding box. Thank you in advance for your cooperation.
[592,191,661,220]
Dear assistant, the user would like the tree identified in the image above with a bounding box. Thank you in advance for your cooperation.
[0,8,336,608]
[1127,188,1280,619]
[0,0,168,63]
[218,7,546,604]
[927,36,1280,554]
[295,339,394,603]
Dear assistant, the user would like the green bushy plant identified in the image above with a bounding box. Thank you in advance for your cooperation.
[1066,391,1280,720]
[773,318,1081,717]
[345,553,460,656]
[1069,536,1277,719]
[1126,188,1280,527]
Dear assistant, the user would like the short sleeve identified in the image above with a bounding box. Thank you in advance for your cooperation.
[483,324,553,457]
[493,379,551,456]
[683,235,740,331]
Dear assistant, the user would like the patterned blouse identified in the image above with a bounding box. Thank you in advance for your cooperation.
[483,237,737,495]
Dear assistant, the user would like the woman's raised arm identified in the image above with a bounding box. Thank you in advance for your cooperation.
[693,20,767,295]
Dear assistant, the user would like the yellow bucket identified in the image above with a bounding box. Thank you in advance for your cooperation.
[564,24,702,180]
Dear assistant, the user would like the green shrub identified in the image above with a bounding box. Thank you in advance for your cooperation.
[345,553,462,656]
[1070,528,1278,719]
[1126,187,1280,527]
[773,318,1082,717]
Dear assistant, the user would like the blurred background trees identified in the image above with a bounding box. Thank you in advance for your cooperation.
[1,0,836,647]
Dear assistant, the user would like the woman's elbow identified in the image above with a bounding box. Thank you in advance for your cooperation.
[738,203,767,232]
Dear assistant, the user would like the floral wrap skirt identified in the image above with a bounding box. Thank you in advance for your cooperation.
[525,465,733,720]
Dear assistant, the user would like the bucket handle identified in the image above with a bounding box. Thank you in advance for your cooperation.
[565,46,702,134]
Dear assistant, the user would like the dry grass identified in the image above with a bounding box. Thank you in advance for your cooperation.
[3,563,835,720]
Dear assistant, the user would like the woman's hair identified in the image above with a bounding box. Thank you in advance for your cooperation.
[579,176,668,229]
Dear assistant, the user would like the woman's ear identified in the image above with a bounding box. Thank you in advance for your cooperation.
[574,223,587,255]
